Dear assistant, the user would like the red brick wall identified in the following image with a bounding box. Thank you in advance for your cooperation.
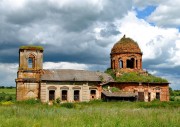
[107,82,169,101]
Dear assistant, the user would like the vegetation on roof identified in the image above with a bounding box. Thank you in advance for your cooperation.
[118,35,138,45]
[20,45,44,50]
[105,68,168,83]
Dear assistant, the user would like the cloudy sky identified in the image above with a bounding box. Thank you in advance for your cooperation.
[0,0,180,89]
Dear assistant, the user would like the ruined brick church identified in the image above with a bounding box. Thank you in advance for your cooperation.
[16,36,169,102]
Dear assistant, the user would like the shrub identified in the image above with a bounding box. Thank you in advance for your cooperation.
[4,95,13,101]
[55,97,61,104]
[18,98,41,105]
[0,92,6,101]
[1,101,14,106]
[110,87,120,92]
[61,103,76,109]
[170,96,175,101]
[104,68,116,79]
[0,93,14,102]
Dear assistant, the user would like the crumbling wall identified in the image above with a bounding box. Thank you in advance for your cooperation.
[16,82,39,101]
[107,82,169,101]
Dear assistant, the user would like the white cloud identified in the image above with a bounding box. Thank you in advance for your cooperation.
[0,63,18,86]
[133,0,180,27]
[147,0,180,27]
[0,0,26,10]
[117,11,180,62]
[43,62,88,70]
[169,39,180,66]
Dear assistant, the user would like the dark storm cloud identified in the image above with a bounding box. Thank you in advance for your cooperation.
[3,0,132,32]
[0,0,132,64]
[100,23,120,37]
[43,39,110,65]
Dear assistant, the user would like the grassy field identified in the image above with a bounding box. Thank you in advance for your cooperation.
[0,88,16,95]
[0,100,179,127]
[0,88,179,127]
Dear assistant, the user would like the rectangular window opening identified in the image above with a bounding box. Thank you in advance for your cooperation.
[90,90,96,99]
[156,92,160,100]
[74,90,79,101]
[62,90,68,101]
[49,90,55,101]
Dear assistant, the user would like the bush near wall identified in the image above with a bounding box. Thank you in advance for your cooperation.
[0,92,14,102]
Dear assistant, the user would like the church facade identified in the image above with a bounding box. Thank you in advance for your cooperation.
[15,46,113,102]
[102,35,169,101]
[16,36,169,102]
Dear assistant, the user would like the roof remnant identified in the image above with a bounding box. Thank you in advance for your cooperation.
[41,69,114,82]
[102,91,137,97]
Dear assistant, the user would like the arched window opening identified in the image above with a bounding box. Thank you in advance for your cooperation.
[119,59,123,68]
[74,90,79,101]
[90,90,96,99]
[126,58,135,69]
[28,54,35,69]
[62,90,68,101]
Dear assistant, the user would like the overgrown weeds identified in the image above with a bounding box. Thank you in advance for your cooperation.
[16,99,41,105]
[138,100,180,108]
[0,100,179,127]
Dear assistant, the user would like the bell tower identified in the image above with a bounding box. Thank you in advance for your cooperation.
[16,46,43,101]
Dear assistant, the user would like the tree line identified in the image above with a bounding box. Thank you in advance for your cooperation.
[0,86,15,89]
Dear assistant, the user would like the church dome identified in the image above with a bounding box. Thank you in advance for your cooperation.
[111,35,142,54]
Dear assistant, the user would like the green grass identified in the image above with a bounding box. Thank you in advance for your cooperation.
[175,96,180,99]
[0,88,16,95]
[0,101,179,127]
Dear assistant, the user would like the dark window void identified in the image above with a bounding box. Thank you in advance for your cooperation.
[49,90,55,101]
[90,90,96,99]
[156,92,160,100]
[28,55,35,69]
[62,90,68,101]
[126,58,135,69]
[74,90,79,101]
[119,60,123,68]
[148,92,151,102]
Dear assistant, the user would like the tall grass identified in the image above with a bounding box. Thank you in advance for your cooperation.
[0,101,179,127]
